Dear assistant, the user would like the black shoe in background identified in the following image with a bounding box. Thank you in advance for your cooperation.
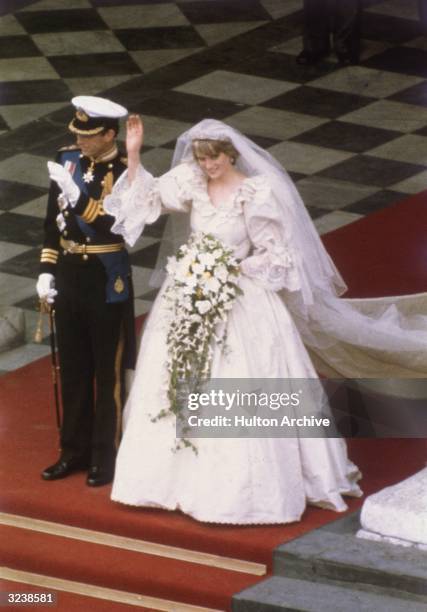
[336,50,359,65]
[296,48,329,65]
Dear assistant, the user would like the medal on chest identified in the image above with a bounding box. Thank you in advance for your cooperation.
[83,159,96,183]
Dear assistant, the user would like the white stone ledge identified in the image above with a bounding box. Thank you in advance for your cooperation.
[357,467,427,549]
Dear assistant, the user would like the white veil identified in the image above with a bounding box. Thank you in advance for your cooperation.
[159,118,427,380]
[172,119,347,308]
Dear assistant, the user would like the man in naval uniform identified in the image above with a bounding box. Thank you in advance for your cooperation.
[37,96,136,487]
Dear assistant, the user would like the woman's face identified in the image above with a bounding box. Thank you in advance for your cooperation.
[195,151,233,180]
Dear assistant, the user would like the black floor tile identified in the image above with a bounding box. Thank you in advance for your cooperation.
[361,12,422,44]
[306,205,331,219]
[131,241,161,268]
[48,52,141,78]
[136,90,246,122]
[389,80,427,107]
[0,80,72,105]
[232,51,335,84]
[0,213,44,246]
[361,47,427,78]
[115,26,206,51]
[99,61,208,111]
[93,0,167,4]
[288,171,307,183]
[319,155,425,188]
[415,126,427,137]
[246,134,282,149]
[0,35,41,59]
[42,105,74,127]
[291,120,400,153]
[162,140,178,151]
[142,215,168,239]
[0,115,9,131]
[0,247,41,278]
[0,118,66,156]
[362,0,386,6]
[29,133,75,157]
[0,180,47,210]
[263,85,374,119]
[0,0,40,17]
[0,147,15,163]
[14,295,40,311]
[16,9,109,34]
[344,189,407,215]
[178,0,272,24]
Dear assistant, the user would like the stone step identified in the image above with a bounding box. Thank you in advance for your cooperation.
[232,575,427,612]
[273,514,427,598]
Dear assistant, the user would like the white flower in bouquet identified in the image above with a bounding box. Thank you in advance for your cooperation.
[184,275,198,289]
[191,262,205,275]
[214,264,228,283]
[199,252,216,268]
[203,276,221,294]
[155,232,242,452]
[166,256,178,275]
[195,300,212,315]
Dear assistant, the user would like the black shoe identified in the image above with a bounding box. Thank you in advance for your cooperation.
[296,49,329,65]
[336,50,359,66]
[42,457,89,481]
[86,466,114,487]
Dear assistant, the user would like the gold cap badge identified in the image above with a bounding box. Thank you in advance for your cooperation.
[76,109,89,122]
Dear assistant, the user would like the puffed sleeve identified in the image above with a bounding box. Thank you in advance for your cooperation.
[240,175,301,293]
[104,161,195,246]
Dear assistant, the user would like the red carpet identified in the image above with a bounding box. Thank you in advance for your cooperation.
[2,356,425,565]
[0,524,261,610]
[1,191,427,610]
[323,189,427,297]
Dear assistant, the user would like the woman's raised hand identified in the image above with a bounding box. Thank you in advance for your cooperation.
[126,114,144,157]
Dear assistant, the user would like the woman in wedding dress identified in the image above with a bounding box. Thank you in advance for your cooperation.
[104,116,427,524]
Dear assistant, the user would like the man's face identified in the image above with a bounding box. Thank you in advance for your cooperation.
[76,130,115,159]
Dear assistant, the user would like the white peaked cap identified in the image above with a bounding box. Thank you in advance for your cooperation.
[71,95,128,118]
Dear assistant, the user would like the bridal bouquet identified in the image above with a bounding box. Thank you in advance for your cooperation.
[154,232,242,449]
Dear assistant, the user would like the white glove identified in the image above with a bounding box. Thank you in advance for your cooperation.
[36,273,57,304]
[47,161,80,207]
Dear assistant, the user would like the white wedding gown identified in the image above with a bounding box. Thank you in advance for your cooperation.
[108,161,362,524]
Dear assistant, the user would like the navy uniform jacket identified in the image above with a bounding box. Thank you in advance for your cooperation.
[39,144,136,368]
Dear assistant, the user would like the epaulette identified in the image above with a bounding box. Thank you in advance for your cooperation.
[120,156,128,166]
[58,144,80,152]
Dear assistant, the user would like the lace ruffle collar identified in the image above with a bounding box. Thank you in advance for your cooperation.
[174,162,269,219]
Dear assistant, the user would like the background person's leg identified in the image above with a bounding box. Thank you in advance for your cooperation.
[297,0,331,64]
[332,0,361,64]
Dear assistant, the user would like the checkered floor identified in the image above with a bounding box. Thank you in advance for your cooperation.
[0,0,426,372]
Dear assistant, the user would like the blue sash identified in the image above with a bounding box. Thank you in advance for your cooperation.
[60,150,130,304]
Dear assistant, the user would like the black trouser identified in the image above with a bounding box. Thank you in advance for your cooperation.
[420,0,427,33]
[302,0,361,56]
[54,257,127,470]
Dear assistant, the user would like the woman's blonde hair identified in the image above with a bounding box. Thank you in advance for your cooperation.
[192,138,239,164]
